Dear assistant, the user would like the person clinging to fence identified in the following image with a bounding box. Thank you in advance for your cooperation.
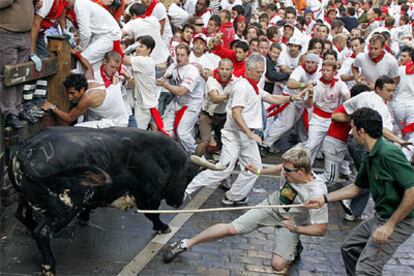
[162,146,328,275]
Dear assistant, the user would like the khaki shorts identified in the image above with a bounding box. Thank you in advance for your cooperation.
[231,192,301,261]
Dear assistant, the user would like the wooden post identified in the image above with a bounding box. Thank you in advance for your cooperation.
[47,35,72,125]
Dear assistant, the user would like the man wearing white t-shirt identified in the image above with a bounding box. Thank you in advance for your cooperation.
[122,3,169,66]
[163,147,328,275]
[141,0,173,47]
[156,44,204,153]
[339,37,365,89]
[123,36,168,134]
[352,34,399,90]
[392,54,414,162]
[67,0,122,70]
[304,61,350,164]
[263,53,320,155]
[183,54,305,204]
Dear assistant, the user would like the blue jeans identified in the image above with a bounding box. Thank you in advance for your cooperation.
[347,136,370,216]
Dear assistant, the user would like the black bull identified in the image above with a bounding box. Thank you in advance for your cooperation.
[8,127,223,275]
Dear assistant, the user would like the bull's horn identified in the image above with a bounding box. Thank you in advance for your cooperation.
[190,155,226,171]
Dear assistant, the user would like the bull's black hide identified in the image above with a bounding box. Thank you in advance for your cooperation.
[9,127,199,275]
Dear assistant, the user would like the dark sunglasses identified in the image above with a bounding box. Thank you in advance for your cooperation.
[283,166,300,173]
[195,23,204,26]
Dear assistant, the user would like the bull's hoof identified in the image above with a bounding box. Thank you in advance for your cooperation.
[41,264,55,276]
[155,226,172,235]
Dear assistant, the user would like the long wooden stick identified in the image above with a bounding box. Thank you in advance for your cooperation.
[136,204,306,214]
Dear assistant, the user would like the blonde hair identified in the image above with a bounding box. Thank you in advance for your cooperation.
[281,146,312,174]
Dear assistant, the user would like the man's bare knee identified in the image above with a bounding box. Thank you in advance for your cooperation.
[271,254,289,271]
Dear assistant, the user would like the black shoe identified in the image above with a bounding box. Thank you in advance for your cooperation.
[259,144,270,158]
[163,240,187,263]
[19,111,38,123]
[6,114,24,129]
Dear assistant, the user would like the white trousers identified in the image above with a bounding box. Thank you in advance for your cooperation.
[185,128,262,201]
[320,136,348,185]
[75,118,127,128]
[78,34,119,71]
[303,115,331,164]
[264,102,306,147]
[392,101,414,161]
[134,103,152,130]
[163,101,199,153]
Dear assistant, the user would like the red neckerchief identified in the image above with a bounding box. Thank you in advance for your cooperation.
[324,17,332,25]
[213,68,232,85]
[144,0,158,17]
[350,52,356,59]
[320,76,337,87]
[40,0,67,29]
[220,22,233,29]
[335,44,344,52]
[301,63,317,74]
[374,17,382,21]
[384,44,393,55]
[406,61,414,75]
[281,37,287,44]
[243,75,259,94]
[368,49,385,64]
[100,65,113,88]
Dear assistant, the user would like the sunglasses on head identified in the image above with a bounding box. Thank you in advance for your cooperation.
[283,166,300,173]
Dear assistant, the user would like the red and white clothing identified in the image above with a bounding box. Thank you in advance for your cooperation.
[197,9,212,27]
[185,77,266,202]
[146,0,173,47]
[163,63,204,153]
[392,63,414,161]
[74,0,122,69]
[304,78,350,164]
[220,0,242,11]
[264,66,320,147]
[36,0,66,31]
[339,55,357,89]
[352,52,399,84]
[122,16,169,65]
[76,82,129,128]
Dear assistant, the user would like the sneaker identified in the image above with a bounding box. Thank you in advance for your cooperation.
[222,196,248,205]
[163,240,187,263]
[344,214,368,222]
[183,192,192,202]
[340,200,353,216]
[259,144,270,158]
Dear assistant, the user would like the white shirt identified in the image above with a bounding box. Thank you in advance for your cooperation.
[278,50,300,72]
[123,16,169,65]
[313,79,350,113]
[339,57,356,89]
[74,0,122,50]
[224,77,268,130]
[36,0,54,18]
[168,3,189,28]
[352,52,399,84]
[165,63,204,111]
[276,173,328,225]
[152,3,173,45]
[130,56,157,109]
[220,0,242,10]
[202,76,235,115]
[394,66,414,104]
[343,91,394,130]
[189,52,220,71]
[286,66,321,96]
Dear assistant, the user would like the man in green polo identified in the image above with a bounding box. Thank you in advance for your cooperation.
[306,107,414,275]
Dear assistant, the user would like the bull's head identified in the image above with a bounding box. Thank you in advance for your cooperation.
[164,155,227,208]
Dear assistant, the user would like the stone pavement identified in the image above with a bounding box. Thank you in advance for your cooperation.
[140,173,414,276]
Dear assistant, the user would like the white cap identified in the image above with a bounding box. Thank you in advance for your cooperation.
[287,36,302,46]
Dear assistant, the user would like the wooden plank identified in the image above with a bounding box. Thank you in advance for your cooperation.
[3,57,57,87]
[47,36,71,118]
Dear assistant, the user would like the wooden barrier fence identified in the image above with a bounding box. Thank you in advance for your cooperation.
[0,35,72,208]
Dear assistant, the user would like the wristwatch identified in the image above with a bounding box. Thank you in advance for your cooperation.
[50,104,57,110]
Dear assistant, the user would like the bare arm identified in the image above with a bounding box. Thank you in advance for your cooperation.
[209,90,228,104]
[73,51,94,80]
[232,106,262,143]
[383,128,412,148]
[245,163,283,176]
[332,112,350,122]
[42,97,90,124]
[373,187,414,243]
[282,219,327,236]
[30,15,43,53]
[156,79,189,96]
[352,66,361,84]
